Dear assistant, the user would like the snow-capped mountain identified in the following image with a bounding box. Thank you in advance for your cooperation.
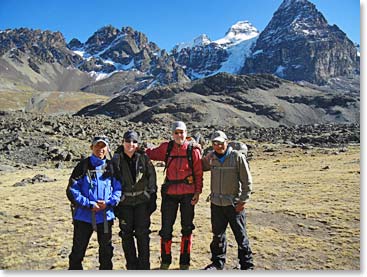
[68,25,190,87]
[214,20,259,47]
[0,0,359,95]
[174,34,212,52]
[172,21,259,79]
[242,0,359,84]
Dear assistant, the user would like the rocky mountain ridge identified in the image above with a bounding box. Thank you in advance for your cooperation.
[0,28,94,92]
[68,25,190,89]
[0,0,360,129]
[242,0,359,84]
[76,73,359,127]
[0,0,359,94]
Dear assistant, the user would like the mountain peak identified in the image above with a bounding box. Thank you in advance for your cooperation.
[279,0,310,10]
[243,0,358,84]
[225,21,259,38]
[173,34,212,52]
[258,0,328,47]
[215,21,259,47]
[193,34,211,46]
[173,20,259,52]
[96,25,120,34]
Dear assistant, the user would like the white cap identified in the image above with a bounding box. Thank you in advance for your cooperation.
[171,121,187,131]
[92,136,110,147]
[211,130,228,142]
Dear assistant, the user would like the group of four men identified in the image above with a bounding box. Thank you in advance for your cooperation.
[67,121,254,270]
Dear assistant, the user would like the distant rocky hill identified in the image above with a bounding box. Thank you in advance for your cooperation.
[76,73,359,128]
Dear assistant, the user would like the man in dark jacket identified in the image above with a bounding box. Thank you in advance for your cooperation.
[68,136,122,270]
[145,121,203,270]
[113,130,157,270]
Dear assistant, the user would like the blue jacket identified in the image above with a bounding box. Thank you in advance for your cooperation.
[70,154,122,224]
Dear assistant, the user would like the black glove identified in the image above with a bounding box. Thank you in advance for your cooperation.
[148,193,157,215]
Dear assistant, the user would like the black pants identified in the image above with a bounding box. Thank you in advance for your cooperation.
[117,203,151,270]
[210,203,253,270]
[159,193,195,239]
[69,220,114,270]
[159,193,195,265]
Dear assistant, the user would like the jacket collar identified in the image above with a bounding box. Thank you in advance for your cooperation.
[212,146,233,161]
[90,154,106,168]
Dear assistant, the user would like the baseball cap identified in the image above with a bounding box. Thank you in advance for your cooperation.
[211,130,228,142]
[92,136,110,147]
[123,130,140,142]
[171,121,187,132]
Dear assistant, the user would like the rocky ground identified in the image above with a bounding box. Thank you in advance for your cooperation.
[0,110,360,270]
[0,111,360,169]
[0,142,360,270]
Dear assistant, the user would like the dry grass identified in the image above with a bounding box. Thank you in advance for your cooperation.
[0,90,108,114]
[0,144,360,270]
[0,91,34,111]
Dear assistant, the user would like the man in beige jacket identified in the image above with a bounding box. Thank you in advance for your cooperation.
[202,130,254,270]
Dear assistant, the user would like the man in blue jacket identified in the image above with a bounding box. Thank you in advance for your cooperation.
[68,136,122,270]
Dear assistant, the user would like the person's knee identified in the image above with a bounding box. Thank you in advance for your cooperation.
[159,229,173,241]
[135,228,150,238]
[159,222,174,240]
[99,242,114,261]
[212,233,226,243]
[119,229,134,240]
[181,225,195,236]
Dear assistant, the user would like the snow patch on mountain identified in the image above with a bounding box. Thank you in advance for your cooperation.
[89,71,111,81]
[214,21,259,47]
[174,34,211,52]
[172,20,259,77]
[214,36,257,75]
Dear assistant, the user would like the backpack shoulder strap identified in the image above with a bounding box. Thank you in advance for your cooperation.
[102,159,114,178]
[70,157,91,182]
[67,157,91,204]
[186,141,194,170]
[186,141,195,182]
[164,140,175,172]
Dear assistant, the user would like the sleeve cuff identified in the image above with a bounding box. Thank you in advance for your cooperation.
[89,201,96,209]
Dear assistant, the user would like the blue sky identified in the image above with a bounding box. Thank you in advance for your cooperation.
[0,0,360,51]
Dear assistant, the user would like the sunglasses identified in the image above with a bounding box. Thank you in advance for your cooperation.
[174,131,184,135]
[212,141,225,146]
[125,139,138,144]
